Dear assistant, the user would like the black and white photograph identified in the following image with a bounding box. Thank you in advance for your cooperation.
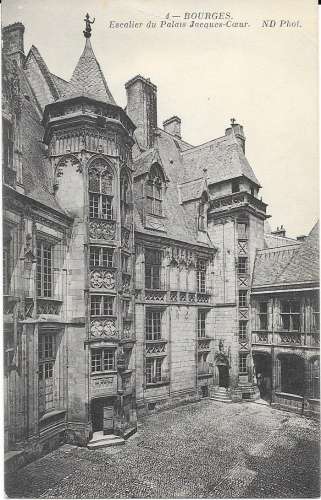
[2,0,320,497]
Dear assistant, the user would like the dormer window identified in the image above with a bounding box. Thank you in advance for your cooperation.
[232,180,240,193]
[89,160,114,220]
[146,165,163,216]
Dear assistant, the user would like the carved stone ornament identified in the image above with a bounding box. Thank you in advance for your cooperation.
[90,319,116,337]
[121,227,130,248]
[90,269,116,289]
[89,220,116,240]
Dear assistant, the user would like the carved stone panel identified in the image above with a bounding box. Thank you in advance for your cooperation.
[89,220,116,240]
[90,318,117,337]
[90,269,116,289]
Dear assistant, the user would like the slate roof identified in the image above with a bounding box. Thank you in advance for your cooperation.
[178,178,207,204]
[61,38,116,105]
[264,233,300,248]
[133,128,214,248]
[50,73,70,96]
[181,134,260,187]
[3,55,69,215]
[252,222,319,288]
[26,45,60,101]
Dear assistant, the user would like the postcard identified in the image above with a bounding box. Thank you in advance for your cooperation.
[2,0,319,498]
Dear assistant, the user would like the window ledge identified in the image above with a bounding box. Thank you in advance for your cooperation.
[37,297,63,303]
[91,370,117,376]
[146,339,168,344]
[146,380,170,388]
[146,212,166,220]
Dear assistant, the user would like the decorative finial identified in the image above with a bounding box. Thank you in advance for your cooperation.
[230,117,236,125]
[83,13,95,38]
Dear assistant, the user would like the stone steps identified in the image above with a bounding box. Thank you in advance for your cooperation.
[87,432,125,450]
[210,387,233,403]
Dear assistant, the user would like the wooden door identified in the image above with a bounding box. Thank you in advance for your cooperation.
[103,406,114,434]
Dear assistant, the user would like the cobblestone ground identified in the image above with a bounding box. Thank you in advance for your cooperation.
[5,400,320,499]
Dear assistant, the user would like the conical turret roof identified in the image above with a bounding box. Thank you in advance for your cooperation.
[62,38,116,105]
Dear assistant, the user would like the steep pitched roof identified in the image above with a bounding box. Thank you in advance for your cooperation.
[133,129,214,249]
[178,178,207,204]
[264,233,300,248]
[50,73,70,96]
[181,134,260,187]
[62,38,116,105]
[25,45,60,101]
[3,55,68,215]
[252,222,319,288]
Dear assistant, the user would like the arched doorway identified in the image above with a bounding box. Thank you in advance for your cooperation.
[218,365,229,388]
[279,354,304,396]
[253,351,272,402]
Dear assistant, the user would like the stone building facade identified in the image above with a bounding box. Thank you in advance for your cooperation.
[251,224,319,417]
[2,20,319,470]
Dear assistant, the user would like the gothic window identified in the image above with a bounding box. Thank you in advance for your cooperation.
[2,119,14,173]
[198,201,206,231]
[280,300,301,331]
[312,297,320,332]
[88,161,113,220]
[239,320,247,340]
[146,310,162,341]
[237,257,248,274]
[120,171,131,224]
[36,241,52,298]
[197,259,206,293]
[239,290,248,307]
[38,332,56,416]
[311,358,320,399]
[3,232,11,295]
[198,310,207,338]
[145,248,162,290]
[122,299,130,318]
[239,352,248,374]
[121,254,130,273]
[89,246,113,268]
[146,165,163,216]
[258,302,268,330]
[91,348,115,373]
[237,222,248,239]
[90,295,114,316]
[146,358,163,385]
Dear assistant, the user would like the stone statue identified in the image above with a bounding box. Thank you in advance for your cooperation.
[83,13,95,38]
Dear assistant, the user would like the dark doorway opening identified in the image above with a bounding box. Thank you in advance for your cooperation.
[218,365,229,388]
[201,385,209,398]
[91,397,115,434]
[253,352,272,402]
[280,355,304,396]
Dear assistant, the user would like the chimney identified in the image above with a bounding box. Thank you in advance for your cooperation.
[163,116,181,139]
[225,118,245,153]
[296,235,307,242]
[125,75,157,150]
[2,22,25,67]
[271,225,286,238]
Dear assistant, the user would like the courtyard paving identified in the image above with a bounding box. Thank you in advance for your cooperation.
[5,400,320,498]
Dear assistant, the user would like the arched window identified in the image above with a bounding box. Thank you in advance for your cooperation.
[120,171,131,226]
[146,165,163,216]
[88,160,113,220]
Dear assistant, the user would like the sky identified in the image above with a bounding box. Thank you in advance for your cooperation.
[2,0,319,237]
